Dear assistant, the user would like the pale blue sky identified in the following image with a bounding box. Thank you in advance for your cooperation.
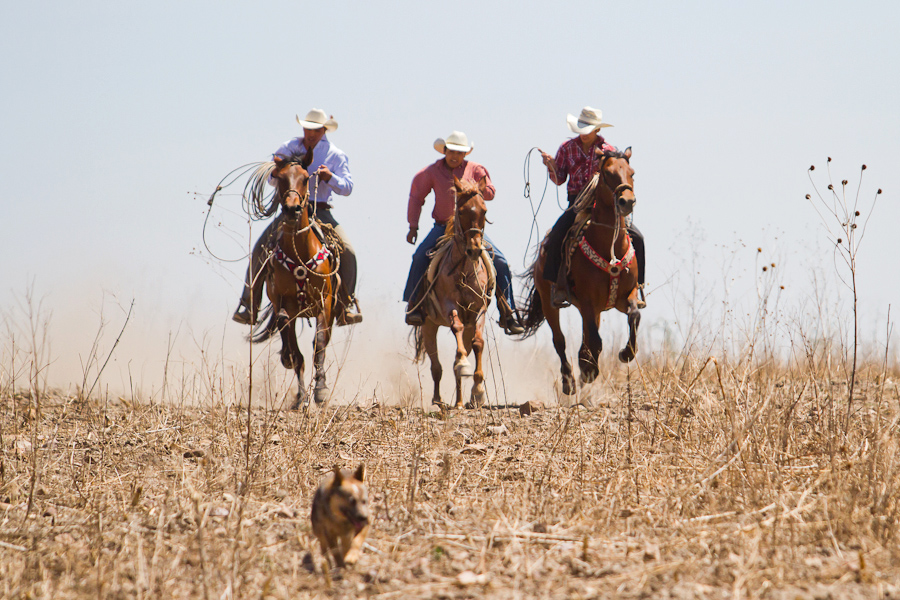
[2,1,897,397]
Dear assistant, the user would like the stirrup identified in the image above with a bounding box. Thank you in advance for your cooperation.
[551,284,570,309]
[405,309,424,326]
[232,305,256,326]
[499,312,524,335]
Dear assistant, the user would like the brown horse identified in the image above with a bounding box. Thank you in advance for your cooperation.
[252,150,338,409]
[413,177,494,409]
[520,147,640,396]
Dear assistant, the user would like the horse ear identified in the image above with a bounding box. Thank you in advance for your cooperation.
[477,176,488,195]
[301,147,314,170]
[273,155,285,167]
[452,175,463,191]
[623,146,632,161]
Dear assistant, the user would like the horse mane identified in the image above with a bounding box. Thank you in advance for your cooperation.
[571,173,601,213]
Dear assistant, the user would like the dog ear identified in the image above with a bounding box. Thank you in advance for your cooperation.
[331,465,343,487]
[353,463,366,482]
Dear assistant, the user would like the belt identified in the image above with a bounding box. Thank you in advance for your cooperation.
[316,203,332,210]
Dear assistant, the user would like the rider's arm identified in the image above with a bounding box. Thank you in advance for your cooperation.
[407,166,434,231]
[472,164,496,201]
[322,152,354,196]
[550,143,569,187]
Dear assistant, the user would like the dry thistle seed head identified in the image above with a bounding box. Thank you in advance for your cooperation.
[780,285,785,289]
[805,194,811,199]
[837,238,843,244]
[877,189,882,194]
[842,180,848,186]
[762,266,768,272]
[809,165,815,171]
[862,164,867,170]
[757,247,762,253]
[855,210,860,216]
[828,184,833,190]
[771,263,776,268]
[828,157,832,162]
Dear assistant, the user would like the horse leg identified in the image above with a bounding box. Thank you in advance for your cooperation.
[421,321,442,406]
[578,308,603,384]
[312,312,333,404]
[467,321,486,409]
[618,297,641,363]
[539,282,576,396]
[283,321,307,410]
[449,309,468,409]
[275,308,297,370]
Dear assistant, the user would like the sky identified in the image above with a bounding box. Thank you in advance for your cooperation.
[1,1,898,403]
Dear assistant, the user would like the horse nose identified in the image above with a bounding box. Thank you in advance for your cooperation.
[618,197,636,215]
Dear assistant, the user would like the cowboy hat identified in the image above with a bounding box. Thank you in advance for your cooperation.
[296,108,338,132]
[566,106,613,134]
[433,131,473,154]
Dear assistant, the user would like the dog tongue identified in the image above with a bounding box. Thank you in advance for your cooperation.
[354,520,366,533]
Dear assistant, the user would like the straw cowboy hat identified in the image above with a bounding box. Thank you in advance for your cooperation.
[433,131,473,155]
[296,108,338,132]
[566,106,613,134]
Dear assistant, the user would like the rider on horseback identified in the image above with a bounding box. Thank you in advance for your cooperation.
[232,109,363,327]
[404,131,524,335]
[539,107,646,309]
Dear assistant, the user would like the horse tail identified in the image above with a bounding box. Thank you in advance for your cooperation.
[412,325,425,362]
[519,262,546,339]
[248,304,277,343]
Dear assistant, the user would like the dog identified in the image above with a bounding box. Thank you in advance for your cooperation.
[310,463,370,567]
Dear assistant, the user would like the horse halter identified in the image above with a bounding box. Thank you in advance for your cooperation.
[280,188,310,218]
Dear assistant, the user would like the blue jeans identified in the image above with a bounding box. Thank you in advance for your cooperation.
[403,222,516,311]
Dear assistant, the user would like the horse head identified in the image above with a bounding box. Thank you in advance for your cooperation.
[272,147,314,219]
[594,146,635,217]
[453,176,488,260]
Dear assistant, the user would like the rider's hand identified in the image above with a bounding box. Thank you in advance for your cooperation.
[315,165,333,182]
[406,228,418,245]
[539,150,555,171]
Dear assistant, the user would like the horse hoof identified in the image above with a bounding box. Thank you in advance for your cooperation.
[453,359,473,378]
[618,349,636,363]
[313,385,329,405]
[469,386,486,408]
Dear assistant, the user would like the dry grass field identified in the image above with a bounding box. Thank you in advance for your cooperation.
[3,354,900,599]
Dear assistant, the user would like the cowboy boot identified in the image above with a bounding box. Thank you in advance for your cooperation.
[636,284,647,310]
[497,297,524,335]
[337,295,363,326]
[405,289,425,326]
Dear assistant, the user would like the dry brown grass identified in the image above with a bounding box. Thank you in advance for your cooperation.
[2,355,900,600]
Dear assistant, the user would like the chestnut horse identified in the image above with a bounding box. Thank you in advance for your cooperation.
[413,177,494,409]
[520,148,640,395]
[252,150,338,409]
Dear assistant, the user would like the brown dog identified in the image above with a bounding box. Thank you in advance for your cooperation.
[311,464,370,567]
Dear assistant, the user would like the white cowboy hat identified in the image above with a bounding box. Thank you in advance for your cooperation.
[296,108,338,132]
[566,106,613,134]
[433,131,473,154]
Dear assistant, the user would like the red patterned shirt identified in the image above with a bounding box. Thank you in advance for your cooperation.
[551,136,617,195]
[407,159,495,228]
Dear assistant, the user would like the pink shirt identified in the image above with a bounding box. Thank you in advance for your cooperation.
[407,158,496,229]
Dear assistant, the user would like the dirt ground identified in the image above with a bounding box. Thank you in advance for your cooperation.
[2,371,900,599]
